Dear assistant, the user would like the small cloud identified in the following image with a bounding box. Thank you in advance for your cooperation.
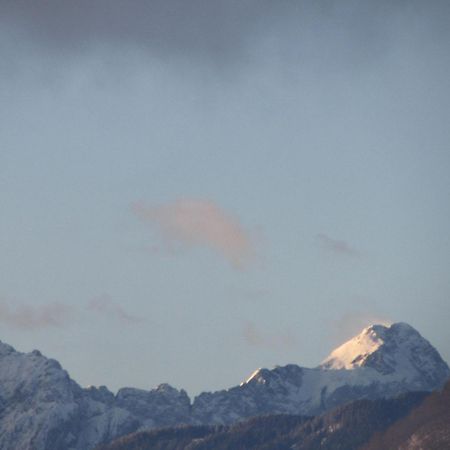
[0,300,72,330]
[316,233,360,257]
[87,295,142,324]
[330,311,393,346]
[132,199,257,269]
[243,322,297,349]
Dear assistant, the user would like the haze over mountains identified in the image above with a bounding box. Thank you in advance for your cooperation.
[0,322,448,450]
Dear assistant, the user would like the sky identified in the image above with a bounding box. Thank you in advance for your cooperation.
[0,0,449,397]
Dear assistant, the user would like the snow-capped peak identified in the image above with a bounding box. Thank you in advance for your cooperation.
[320,323,391,370]
[320,322,450,386]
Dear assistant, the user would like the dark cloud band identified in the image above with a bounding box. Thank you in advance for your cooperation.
[2,0,448,67]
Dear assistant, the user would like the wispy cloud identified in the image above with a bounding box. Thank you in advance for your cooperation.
[87,295,142,324]
[316,233,360,257]
[0,300,72,330]
[243,322,296,349]
[132,199,256,269]
[330,311,393,346]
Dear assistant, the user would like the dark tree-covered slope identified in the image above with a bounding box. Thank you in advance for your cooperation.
[363,380,450,450]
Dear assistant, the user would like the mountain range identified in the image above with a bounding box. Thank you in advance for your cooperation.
[0,322,448,450]
[96,381,450,450]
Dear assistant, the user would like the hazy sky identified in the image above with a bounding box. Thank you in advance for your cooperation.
[1,0,449,396]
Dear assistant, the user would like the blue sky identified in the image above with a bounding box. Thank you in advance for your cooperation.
[1,1,449,396]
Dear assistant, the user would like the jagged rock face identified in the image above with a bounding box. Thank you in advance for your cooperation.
[0,342,190,450]
[0,342,80,450]
[192,365,308,424]
[115,384,191,428]
[0,322,448,449]
[191,364,431,425]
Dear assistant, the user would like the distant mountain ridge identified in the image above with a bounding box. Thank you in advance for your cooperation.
[95,381,450,450]
[0,322,448,450]
[96,389,434,450]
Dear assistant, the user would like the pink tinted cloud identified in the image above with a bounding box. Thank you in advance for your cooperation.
[87,295,142,324]
[316,233,360,257]
[132,199,256,269]
[330,311,393,347]
[243,322,297,349]
[0,301,72,330]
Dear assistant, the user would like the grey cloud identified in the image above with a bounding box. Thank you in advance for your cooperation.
[316,233,360,257]
[0,0,287,64]
[0,300,72,330]
[87,295,143,324]
[0,296,143,330]
[1,1,448,69]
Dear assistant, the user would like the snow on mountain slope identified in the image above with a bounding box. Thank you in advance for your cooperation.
[191,323,450,424]
[320,322,450,389]
[321,324,387,370]
[0,341,190,450]
[0,322,448,449]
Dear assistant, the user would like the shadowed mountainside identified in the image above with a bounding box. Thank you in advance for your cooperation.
[363,379,450,450]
